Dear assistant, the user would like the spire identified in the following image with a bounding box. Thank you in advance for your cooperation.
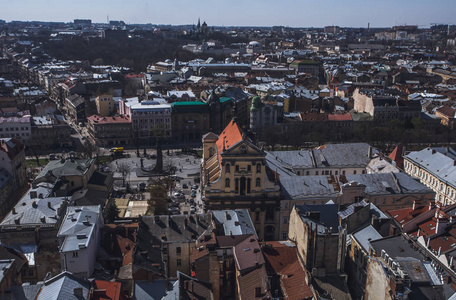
[197,18,201,29]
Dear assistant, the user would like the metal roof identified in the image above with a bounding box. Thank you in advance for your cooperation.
[0,184,67,227]
[212,209,257,237]
[345,172,432,195]
[280,175,339,200]
[404,147,456,188]
[37,271,90,300]
[352,225,382,253]
[57,206,101,253]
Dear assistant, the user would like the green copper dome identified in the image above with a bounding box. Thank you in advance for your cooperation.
[251,96,261,111]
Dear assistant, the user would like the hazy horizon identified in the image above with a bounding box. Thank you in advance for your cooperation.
[2,0,455,28]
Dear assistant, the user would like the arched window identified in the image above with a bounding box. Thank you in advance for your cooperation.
[225,164,230,173]
[225,178,230,188]
[240,146,247,154]
[256,163,261,173]
[256,178,261,187]
[209,147,214,157]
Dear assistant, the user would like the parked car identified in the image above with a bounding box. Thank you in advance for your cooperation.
[191,190,196,197]
[183,184,188,189]
[191,185,198,190]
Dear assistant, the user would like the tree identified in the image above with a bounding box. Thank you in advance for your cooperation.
[147,178,170,215]
[118,163,132,187]
[80,140,98,159]
[103,202,120,223]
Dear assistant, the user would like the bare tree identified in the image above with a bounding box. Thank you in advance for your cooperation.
[80,140,98,159]
[118,163,132,187]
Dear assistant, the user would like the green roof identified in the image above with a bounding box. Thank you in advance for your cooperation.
[220,97,232,103]
[172,101,207,106]
[172,101,210,113]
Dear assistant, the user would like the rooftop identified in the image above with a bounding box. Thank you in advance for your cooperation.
[57,206,101,253]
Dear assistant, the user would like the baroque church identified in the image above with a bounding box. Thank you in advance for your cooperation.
[201,119,281,240]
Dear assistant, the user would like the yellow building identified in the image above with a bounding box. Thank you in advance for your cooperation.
[201,119,281,240]
[95,94,115,117]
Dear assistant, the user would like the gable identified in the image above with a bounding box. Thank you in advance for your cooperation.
[221,139,264,158]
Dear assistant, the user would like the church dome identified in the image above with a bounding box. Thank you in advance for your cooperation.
[250,96,261,111]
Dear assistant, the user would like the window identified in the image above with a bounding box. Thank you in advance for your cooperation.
[315,171,319,175]
[342,170,346,175]
[256,178,261,187]
[177,259,182,267]
[248,165,251,172]
[225,178,230,188]
[282,232,288,240]
[256,163,261,173]
[306,171,309,175]
[235,165,239,172]
[285,202,289,209]
[335,171,338,175]
[225,164,230,173]
[176,247,181,255]
[283,217,288,224]
[240,146,247,154]
[353,170,357,174]
[255,211,260,222]
[73,252,78,258]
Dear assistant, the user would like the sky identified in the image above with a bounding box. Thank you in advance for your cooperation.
[2,0,455,28]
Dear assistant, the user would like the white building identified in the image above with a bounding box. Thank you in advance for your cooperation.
[404,147,456,205]
[57,206,103,277]
[129,100,172,143]
[0,116,32,141]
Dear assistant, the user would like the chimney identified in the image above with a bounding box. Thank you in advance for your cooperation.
[453,160,456,167]
[48,202,51,209]
[436,218,448,235]
[368,146,373,158]
[12,208,16,214]
[73,288,84,298]
[30,191,37,199]
[432,149,436,154]
[32,201,37,208]
[412,200,419,210]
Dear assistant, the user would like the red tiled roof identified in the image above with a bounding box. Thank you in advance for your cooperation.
[388,145,405,169]
[417,219,437,236]
[429,233,456,253]
[126,73,145,79]
[436,105,456,118]
[387,205,431,229]
[233,236,265,271]
[0,138,25,160]
[300,112,328,121]
[216,119,243,160]
[262,241,313,300]
[281,261,313,300]
[327,113,352,121]
[191,232,216,262]
[91,280,123,300]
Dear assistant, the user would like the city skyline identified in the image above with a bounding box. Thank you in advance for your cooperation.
[2,0,456,28]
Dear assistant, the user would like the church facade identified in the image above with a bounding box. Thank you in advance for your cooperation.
[201,120,281,240]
